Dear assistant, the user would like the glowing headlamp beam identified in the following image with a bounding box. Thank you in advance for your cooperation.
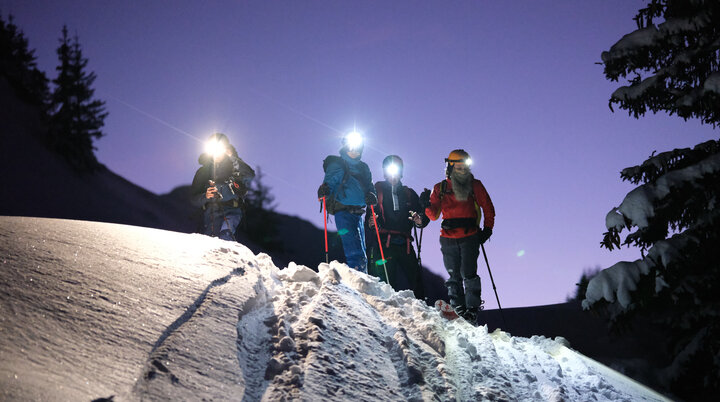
[446,158,473,167]
[205,138,227,159]
[345,131,363,151]
[384,163,400,177]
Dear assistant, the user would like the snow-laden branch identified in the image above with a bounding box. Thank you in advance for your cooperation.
[583,232,689,310]
[609,151,720,231]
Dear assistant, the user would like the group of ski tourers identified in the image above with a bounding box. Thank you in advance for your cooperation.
[191,131,495,323]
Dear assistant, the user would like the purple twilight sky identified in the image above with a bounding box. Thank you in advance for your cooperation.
[3,1,717,307]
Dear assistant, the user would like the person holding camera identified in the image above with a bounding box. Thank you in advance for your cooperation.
[191,133,255,241]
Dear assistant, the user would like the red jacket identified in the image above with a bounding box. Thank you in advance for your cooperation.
[425,178,495,238]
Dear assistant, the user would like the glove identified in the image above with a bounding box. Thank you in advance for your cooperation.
[318,183,331,198]
[365,192,378,206]
[419,189,431,210]
[478,227,493,244]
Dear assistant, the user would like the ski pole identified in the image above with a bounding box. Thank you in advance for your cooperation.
[414,225,425,301]
[321,196,329,264]
[370,205,390,285]
[481,243,507,327]
[414,226,424,267]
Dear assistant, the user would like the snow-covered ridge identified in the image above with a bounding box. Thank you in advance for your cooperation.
[0,217,668,401]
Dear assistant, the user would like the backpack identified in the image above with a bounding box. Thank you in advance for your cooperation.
[319,155,351,215]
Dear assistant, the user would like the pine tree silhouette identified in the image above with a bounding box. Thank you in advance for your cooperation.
[49,25,107,172]
[241,166,283,252]
[0,13,49,107]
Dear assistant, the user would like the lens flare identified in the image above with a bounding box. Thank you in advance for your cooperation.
[205,138,227,159]
[345,131,363,151]
[385,163,400,177]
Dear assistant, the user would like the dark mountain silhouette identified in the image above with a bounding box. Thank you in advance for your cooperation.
[0,77,193,233]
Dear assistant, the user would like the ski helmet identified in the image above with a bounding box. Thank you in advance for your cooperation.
[445,149,472,177]
[382,155,403,179]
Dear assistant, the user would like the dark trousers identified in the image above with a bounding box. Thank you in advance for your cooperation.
[368,244,425,300]
[439,234,482,309]
[203,205,242,241]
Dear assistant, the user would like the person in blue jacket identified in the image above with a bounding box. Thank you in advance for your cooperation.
[318,132,377,273]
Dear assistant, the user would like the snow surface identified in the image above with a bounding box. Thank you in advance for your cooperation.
[0,217,669,401]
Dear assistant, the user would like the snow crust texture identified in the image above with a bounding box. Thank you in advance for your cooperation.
[0,217,669,401]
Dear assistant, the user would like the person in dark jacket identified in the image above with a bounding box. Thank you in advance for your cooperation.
[318,131,377,273]
[191,133,255,241]
[420,149,495,323]
[366,155,429,299]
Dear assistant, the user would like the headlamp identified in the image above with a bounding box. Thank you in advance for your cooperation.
[384,163,400,178]
[344,131,364,151]
[445,157,472,167]
[205,138,227,159]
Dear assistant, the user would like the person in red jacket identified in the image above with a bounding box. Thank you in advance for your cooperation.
[419,149,495,323]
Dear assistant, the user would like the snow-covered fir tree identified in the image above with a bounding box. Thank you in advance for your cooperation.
[582,0,719,398]
[49,25,107,172]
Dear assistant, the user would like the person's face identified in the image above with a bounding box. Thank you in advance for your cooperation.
[453,162,470,175]
[213,146,232,160]
[347,150,361,159]
[386,175,400,186]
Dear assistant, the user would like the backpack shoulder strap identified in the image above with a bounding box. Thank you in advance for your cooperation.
[376,182,385,221]
[469,181,482,226]
[439,180,448,202]
[403,186,413,201]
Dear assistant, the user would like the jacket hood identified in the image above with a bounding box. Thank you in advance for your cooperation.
[340,149,362,163]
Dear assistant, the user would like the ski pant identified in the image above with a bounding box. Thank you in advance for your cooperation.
[368,243,425,300]
[203,204,242,241]
[439,234,482,309]
[335,210,368,273]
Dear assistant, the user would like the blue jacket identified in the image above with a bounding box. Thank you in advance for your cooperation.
[323,152,375,207]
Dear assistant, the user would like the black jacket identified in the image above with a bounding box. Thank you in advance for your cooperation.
[191,153,255,208]
[366,181,429,247]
